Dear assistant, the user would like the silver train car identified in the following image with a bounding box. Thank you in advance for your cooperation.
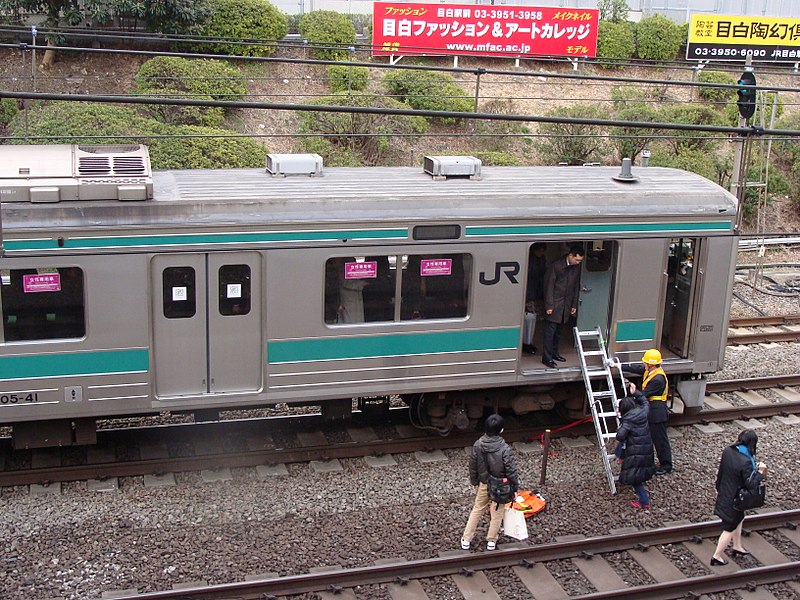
[0,145,738,448]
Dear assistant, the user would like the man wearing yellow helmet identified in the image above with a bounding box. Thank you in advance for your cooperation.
[624,348,672,475]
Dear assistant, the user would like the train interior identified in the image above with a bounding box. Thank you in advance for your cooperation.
[518,238,698,372]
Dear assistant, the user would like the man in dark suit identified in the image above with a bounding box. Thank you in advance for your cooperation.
[541,244,585,368]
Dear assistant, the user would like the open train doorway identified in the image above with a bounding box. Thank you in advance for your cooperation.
[576,240,616,338]
[663,238,698,358]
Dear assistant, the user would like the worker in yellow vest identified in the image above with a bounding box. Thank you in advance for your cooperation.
[624,349,672,475]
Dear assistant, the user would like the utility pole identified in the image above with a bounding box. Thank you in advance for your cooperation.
[730,54,756,232]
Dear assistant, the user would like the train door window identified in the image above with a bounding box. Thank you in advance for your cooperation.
[162,266,196,319]
[218,264,251,316]
[664,238,697,356]
[401,254,471,320]
[324,256,396,324]
[1,267,85,342]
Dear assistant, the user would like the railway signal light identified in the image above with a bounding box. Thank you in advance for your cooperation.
[737,70,756,120]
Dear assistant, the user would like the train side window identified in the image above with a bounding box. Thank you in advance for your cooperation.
[324,256,396,324]
[401,254,471,320]
[218,264,251,316]
[1,267,85,342]
[163,267,196,319]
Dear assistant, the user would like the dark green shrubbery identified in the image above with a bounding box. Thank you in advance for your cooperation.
[648,147,718,183]
[197,0,287,56]
[7,102,265,169]
[134,56,247,126]
[383,69,473,124]
[297,92,427,165]
[635,14,682,61]
[299,10,356,61]
[1,98,19,126]
[597,21,635,68]
[697,70,736,105]
[472,152,522,166]
[327,64,370,93]
[534,106,612,165]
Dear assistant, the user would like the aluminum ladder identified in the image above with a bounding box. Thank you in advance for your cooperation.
[573,326,627,494]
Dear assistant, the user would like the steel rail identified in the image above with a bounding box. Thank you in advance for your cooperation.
[570,562,800,600]
[1,398,798,487]
[705,375,800,393]
[727,331,800,345]
[729,315,800,328]
[108,510,800,599]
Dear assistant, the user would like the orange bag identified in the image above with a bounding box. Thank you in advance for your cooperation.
[511,490,546,518]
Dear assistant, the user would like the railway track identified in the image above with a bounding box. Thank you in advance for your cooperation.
[727,315,800,345]
[1,375,799,488]
[107,508,800,599]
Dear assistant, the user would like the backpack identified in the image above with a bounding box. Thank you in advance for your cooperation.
[482,450,515,504]
[512,490,547,518]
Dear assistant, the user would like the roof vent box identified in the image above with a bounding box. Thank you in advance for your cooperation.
[0,144,153,203]
[266,153,323,176]
[424,156,482,180]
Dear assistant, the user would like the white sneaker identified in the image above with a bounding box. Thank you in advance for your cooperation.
[486,541,497,551]
[460,538,470,550]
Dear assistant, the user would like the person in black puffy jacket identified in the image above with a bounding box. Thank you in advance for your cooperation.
[616,386,655,509]
[711,429,767,566]
[460,414,520,551]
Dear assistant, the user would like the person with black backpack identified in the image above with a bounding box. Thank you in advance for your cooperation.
[460,414,520,551]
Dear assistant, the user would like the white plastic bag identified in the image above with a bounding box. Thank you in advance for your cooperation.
[503,507,529,541]
[523,312,536,345]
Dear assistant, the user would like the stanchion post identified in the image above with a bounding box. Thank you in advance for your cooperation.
[539,429,551,485]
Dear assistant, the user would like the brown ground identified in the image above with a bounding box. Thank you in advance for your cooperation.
[1,46,798,232]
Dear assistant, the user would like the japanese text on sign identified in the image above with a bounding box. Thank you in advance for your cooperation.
[687,14,800,62]
[420,258,453,276]
[23,273,61,293]
[373,2,598,58]
[345,261,378,279]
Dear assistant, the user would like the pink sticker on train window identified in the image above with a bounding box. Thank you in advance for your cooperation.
[345,261,377,279]
[420,258,452,276]
[23,273,61,293]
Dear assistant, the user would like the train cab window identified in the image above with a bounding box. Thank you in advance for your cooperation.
[218,264,251,316]
[162,267,196,319]
[401,254,471,320]
[324,256,396,324]
[1,267,85,342]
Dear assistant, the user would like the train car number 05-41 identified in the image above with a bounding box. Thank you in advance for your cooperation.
[1,393,40,404]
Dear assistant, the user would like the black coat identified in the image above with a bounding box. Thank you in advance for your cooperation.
[714,444,765,524]
[616,392,655,486]
[468,434,520,489]
[543,257,581,324]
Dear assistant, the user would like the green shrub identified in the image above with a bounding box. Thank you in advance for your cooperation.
[327,64,369,93]
[7,102,265,169]
[383,69,473,124]
[596,20,635,68]
[299,10,356,61]
[657,103,726,153]
[635,14,682,61]
[0,98,19,126]
[136,88,224,127]
[197,0,287,57]
[135,56,247,99]
[697,70,736,105]
[611,104,662,162]
[534,106,611,165]
[297,92,427,165]
[474,99,530,153]
[648,147,717,183]
[134,57,245,125]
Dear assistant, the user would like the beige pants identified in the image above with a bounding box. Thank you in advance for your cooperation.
[462,482,507,543]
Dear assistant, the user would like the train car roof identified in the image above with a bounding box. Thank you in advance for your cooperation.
[2,165,737,231]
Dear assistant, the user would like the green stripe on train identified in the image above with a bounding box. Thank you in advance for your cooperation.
[268,328,519,363]
[5,229,409,251]
[0,349,149,380]
[466,222,732,236]
[615,320,657,343]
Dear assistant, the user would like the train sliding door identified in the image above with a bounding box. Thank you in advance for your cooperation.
[151,252,262,398]
[663,238,697,357]
[576,240,616,336]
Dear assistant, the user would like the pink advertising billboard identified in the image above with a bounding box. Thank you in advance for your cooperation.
[372,2,598,58]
